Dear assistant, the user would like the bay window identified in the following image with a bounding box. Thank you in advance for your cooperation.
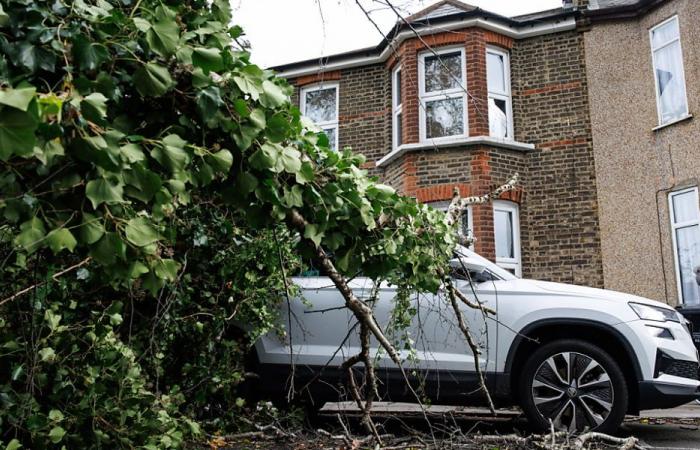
[493,200,521,276]
[392,65,403,150]
[669,187,700,305]
[418,48,466,141]
[301,83,339,150]
[486,47,513,139]
[650,16,688,126]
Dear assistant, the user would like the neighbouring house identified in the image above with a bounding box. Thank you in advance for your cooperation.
[581,0,700,306]
[272,0,699,306]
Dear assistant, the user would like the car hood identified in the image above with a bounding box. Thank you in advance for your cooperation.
[511,279,671,309]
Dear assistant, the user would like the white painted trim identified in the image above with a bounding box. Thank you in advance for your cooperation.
[668,186,700,305]
[652,113,693,131]
[392,65,403,150]
[375,136,535,167]
[486,46,514,140]
[418,46,467,142]
[493,200,522,277]
[275,17,577,78]
[649,16,689,127]
[300,82,340,150]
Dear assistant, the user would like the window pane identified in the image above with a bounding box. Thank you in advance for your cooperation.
[323,127,337,150]
[461,209,472,240]
[489,97,508,138]
[676,225,700,305]
[487,52,506,94]
[495,209,514,259]
[396,112,403,147]
[672,190,699,223]
[425,97,464,138]
[424,52,462,93]
[395,69,402,106]
[654,41,687,123]
[304,88,337,123]
[651,18,679,48]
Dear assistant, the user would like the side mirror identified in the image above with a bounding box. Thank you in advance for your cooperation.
[449,257,487,274]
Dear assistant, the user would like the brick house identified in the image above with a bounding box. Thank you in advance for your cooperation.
[580,0,700,306]
[273,0,604,286]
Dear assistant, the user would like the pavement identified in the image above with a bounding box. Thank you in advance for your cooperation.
[320,401,700,449]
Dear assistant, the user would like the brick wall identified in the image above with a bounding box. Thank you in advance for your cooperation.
[511,30,603,287]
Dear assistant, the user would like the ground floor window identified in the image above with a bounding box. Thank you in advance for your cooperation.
[430,201,473,249]
[669,187,700,305]
[493,200,521,277]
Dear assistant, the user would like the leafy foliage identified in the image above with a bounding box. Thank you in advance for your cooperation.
[0,0,455,447]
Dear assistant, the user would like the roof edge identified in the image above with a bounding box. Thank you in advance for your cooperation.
[584,0,667,22]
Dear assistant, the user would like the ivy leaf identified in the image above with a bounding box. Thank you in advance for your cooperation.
[120,143,146,163]
[81,212,105,244]
[295,161,315,185]
[280,147,301,173]
[236,172,258,195]
[38,347,56,362]
[85,178,124,208]
[249,108,266,130]
[46,228,78,253]
[73,35,109,71]
[91,232,127,265]
[17,43,56,73]
[146,17,180,57]
[133,17,151,32]
[259,80,288,108]
[125,217,161,247]
[303,224,324,247]
[207,149,232,173]
[0,106,38,160]
[192,47,224,74]
[80,92,108,124]
[196,86,223,119]
[248,143,279,170]
[48,426,66,443]
[265,113,287,142]
[133,63,174,97]
[0,85,36,111]
[124,164,162,202]
[0,4,8,27]
[5,439,22,450]
[154,258,180,281]
[151,134,190,172]
[14,217,46,253]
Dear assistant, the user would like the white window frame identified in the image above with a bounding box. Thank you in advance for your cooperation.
[418,47,467,143]
[668,186,700,305]
[431,201,474,249]
[649,15,689,126]
[300,82,339,150]
[493,200,521,277]
[486,46,514,140]
[392,65,403,150]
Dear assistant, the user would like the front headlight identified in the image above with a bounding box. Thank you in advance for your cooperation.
[629,302,680,322]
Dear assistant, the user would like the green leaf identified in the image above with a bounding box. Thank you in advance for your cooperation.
[133,17,151,32]
[280,147,301,173]
[303,224,324,247]
[196,86,223,119]
[124,164,162,202]
[80,92,108,123]
[48,426,66,443]
[125,217,161,247]
[0,4,9,27]
[81,213,105,244]
[151,134,190,172]
[265,113,287,142]
[120,143,146,163]
[146,18,180,57]
[249,108,266,130]
[236,172,258,195]
[5,438,22,450]
[38,347,56,362]
[73,35,109,71]
[283,185,303,208]
[259,80,288,108]
[207,149,232,173]
[192,47,224,73]
[91,232,126,265]
[85,178,124,209]
[14,217,46,253]
[233,75,261,101]
[0,85,36,111]
[48,410,65,422]
[46,228,77,253]
[133,63,174,97]
[0,106,38,160]
[17,42,56,73]
[154,258,180,281]
[295,162,315,185]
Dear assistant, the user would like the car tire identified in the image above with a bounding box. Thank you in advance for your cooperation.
[518,339,628,434]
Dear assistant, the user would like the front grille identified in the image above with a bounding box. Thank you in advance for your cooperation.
[655,350,700,380]
[661,359,700,380]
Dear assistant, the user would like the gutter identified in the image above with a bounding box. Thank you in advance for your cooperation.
[584,0,667,22]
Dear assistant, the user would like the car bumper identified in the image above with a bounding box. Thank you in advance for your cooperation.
[638,379,700,410]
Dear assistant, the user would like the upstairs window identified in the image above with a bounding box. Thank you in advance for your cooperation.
[392,66,403,150]
[418,48,466,141]
[650,16,688,126]
[486,47,513,139]
[669,187,700,305]
[301,83,339,150]
[493,200,521,277]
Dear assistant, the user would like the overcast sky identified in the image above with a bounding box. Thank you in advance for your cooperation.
[232,0,562,68]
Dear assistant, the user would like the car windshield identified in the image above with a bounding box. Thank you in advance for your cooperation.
[454,245,518,281]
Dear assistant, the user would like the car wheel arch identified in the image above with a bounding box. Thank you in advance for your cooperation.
[504,318,642,413]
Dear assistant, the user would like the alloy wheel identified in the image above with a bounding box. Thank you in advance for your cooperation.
[531,351,614,432]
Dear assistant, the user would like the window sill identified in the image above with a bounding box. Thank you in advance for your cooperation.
[652,113,693,132]
[376,136,535,167]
